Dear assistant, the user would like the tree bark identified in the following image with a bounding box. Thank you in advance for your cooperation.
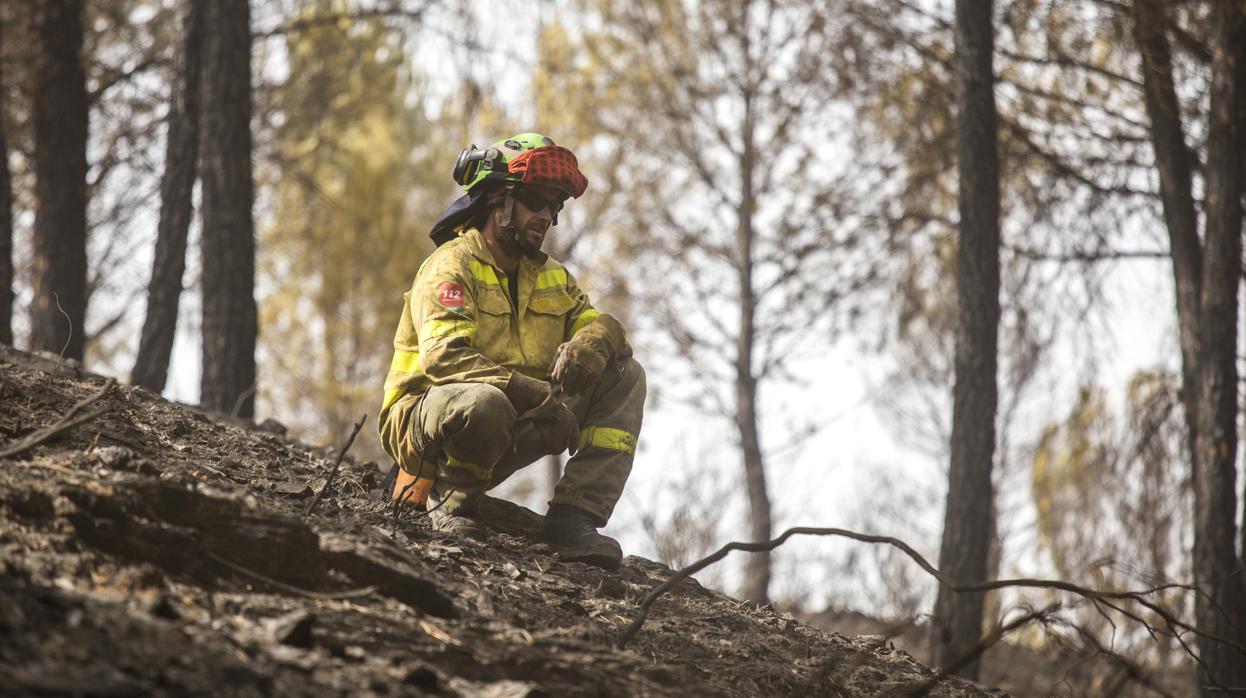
[1195,3,1246,692]
[930,0,1001,681]
[132,0,205,392]
[198,0,257,417]
[30,0,88,360]
[1133,3,1246,691]
[1131,0,1203,476]
[0,17,13,347]
[735,86,771,606]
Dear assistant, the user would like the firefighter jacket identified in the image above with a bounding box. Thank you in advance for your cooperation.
[379,227,612,426]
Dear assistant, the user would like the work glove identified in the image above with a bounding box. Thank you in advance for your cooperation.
[502,371,578,453]
[525,394,579,455]
[550,315,627,396]
[503,371,553,413]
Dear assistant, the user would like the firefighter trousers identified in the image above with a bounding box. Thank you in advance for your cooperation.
[380,357,645,525]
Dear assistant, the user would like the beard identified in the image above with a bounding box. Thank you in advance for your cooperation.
[499,224,544,258]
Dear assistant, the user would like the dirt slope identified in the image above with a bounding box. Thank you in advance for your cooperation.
[0,347,1003,697]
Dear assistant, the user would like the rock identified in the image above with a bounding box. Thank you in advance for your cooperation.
[264,610,316,649]
[256,418,287,436]
[273,481,312,499]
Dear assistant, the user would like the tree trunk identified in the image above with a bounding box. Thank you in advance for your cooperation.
[735,88,771,606]
[1134,3,1246,691]
[198,0,257,417]
[930,0,1001,681]
[132,0,205,393]
[1130,0,1203,478]
[30,0,88,360]
[0,18,13,347]
[1194,4,1246,692]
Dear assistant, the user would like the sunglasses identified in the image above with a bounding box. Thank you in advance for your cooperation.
[513,188,566,216]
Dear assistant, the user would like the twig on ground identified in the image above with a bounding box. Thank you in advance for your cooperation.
[305,414,367,516]
[49,293,73,384]
[0,378,116,459]
[230,382,258,419]
[205,550,375,600]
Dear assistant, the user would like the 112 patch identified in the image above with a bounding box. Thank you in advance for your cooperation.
[437,282,466,310]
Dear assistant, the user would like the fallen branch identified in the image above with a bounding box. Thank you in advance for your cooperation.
[205,550,375,600]
[0,378,116,459]
[905,604,1061,696]
[305,414,367,516]
[613,525,1241,675]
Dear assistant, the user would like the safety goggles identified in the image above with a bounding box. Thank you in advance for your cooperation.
[512,187,566,216]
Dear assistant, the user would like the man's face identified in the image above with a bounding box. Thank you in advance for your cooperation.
[509,184,565,252]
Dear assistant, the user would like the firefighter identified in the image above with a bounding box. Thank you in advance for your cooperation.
[377,133,644,570]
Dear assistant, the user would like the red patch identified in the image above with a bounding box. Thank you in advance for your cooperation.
[437,282,466,309]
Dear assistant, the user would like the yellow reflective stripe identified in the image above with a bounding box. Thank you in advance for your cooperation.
[570,309,602,336]
[421,318,476,341]
[444,454,492,480]
[470,260,500,286]
[381,387,405,412]
[389,349,422,373]
[536,268,568,290]
[577,427,637,454]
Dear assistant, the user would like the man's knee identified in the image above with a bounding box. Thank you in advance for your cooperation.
[438,383,516,442]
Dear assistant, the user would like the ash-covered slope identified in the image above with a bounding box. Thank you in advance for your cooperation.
[0,348,1002,697]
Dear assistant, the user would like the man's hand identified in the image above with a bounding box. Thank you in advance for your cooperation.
[551,315,627,396]
[526,394,579,454]
[550,340,607,396]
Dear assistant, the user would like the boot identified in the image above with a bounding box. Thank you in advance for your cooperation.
[427,488,487,540]
[544,504,622,571]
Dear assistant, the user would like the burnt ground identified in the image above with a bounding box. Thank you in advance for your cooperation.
[0,347,1003,697]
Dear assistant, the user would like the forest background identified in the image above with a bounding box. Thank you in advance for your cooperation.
[5,0,1246,693]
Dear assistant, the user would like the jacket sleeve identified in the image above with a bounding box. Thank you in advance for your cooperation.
[410,254,512,388]
[563,269,632,358]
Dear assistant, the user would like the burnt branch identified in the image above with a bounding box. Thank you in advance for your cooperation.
[0,378,116,459]
[615,524,1243,674]
[204,550,375,600]
[305,413,367,516]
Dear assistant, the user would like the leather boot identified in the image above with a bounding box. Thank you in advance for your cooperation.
[544,504,622,571]
[427,488,487,540]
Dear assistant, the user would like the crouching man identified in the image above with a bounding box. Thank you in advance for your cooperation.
[377,133,644,571]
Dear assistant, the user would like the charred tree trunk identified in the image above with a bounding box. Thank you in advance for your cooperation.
[198,0,257,417]
[1134,3,1246,691]
[1195,3,1246,692]
[735,89,771,606]
[132,0,205,393]
[1131,0,1203,477]
[30,0,88,360]
[930,0,1001,681]
[0,19,13,347]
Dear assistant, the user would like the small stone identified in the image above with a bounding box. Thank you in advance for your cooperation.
[274,481,313,499]
[149,594,180,620]
[264,610,316,649]
[594,576,629,600]
[403,666,439,689]
[257,418,288,436]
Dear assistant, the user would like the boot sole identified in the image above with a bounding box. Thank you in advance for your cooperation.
[551,541,622,571]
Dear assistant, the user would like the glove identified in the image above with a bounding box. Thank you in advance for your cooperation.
[550,315,627,396]
[526,394,579,455]
[503,371,552,413]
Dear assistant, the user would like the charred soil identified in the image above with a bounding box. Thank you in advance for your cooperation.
[0,348,1002,697]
